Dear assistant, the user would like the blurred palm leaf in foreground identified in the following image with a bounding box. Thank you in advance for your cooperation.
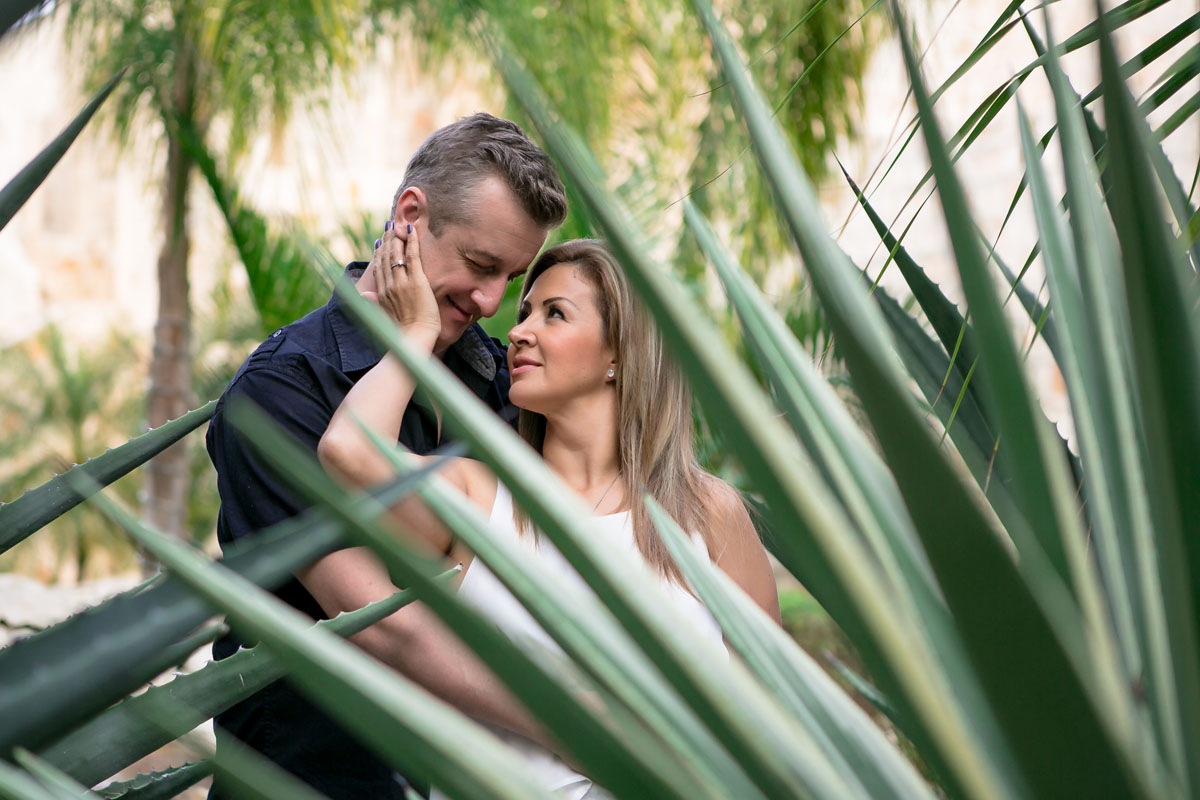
[2,1,1200,798]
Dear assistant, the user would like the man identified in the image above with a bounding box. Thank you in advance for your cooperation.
[205,113,568,799]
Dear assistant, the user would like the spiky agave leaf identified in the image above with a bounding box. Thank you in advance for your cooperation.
[40,580,446,786]
[1094,4,1200,794]
[97,761,212,800]
[82,480,560,800]
[0,401,216,556]
[0,458,451,755]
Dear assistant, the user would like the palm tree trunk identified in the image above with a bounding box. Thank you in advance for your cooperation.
[143,57,196,545]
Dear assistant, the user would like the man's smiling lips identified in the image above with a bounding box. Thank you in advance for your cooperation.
[445,298,474,324]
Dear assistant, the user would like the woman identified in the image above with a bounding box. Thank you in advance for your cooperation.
[318,229,781,797]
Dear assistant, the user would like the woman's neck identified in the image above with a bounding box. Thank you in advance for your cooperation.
[540,397,620,494]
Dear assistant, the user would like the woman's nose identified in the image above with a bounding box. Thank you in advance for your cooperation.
[508,318,533,345]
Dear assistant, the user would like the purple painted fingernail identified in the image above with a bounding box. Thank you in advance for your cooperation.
[374,238,382,250]
[407,224,413,234]
[384,220,393,232]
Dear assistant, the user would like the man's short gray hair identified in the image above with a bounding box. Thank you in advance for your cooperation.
[390,113,567,234]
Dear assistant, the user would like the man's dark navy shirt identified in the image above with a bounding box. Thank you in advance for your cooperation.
[205,263,514,799]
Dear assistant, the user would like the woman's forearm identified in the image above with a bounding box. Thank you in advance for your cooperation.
[321,218,441,488]
[319,330,437,488]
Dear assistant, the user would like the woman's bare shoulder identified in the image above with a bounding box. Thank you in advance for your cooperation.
[698,475,751,529]
[447,458,500,513]
[698,474,781,622]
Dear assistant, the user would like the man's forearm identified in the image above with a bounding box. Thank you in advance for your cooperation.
[297,524,555,751]
[354,603,552,747]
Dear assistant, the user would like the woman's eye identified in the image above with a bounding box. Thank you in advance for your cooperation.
[547,306,565,320]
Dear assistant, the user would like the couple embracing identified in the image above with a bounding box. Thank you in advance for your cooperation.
[206,113,781,799]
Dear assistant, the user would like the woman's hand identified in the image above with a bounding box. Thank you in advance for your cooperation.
[372,222,441,338]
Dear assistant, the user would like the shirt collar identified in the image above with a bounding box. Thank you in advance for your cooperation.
[450,326,499,382]
[327,263,386,373]
[327,262,502,392]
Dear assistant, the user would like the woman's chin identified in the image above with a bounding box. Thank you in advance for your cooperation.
[512,401,547,416]
[510,389,550,416]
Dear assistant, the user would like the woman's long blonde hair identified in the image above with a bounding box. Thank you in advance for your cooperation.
[513,239,721,587]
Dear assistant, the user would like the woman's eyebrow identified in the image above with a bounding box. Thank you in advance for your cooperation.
[541,296,579,308]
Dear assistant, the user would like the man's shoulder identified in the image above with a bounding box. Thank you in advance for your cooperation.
[220,306,340,401]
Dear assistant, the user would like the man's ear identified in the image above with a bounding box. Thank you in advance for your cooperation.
[392,187,427,236]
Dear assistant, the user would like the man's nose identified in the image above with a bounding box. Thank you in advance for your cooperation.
[471,280,506,319]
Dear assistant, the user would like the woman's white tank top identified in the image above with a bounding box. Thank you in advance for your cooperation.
[433,484,726,799]
[456,483,726,655]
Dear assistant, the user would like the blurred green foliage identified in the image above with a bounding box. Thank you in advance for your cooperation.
[0,328,142,579]
[0,268,265,580]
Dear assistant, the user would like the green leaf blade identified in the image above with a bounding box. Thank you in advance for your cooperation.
[0,493,351,754]
[1097,11,1200,796]
[647,498,935,800]
[0,68,124,233]
[97,761,213,800]
[0,400,216,556]
[1031,13,1186,793]
[40,585,431,786]
[84,483,560,800]
[692,0,1150,794]
[497,9,1005,799]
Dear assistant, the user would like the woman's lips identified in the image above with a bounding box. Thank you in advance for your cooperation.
[511,364,539,376]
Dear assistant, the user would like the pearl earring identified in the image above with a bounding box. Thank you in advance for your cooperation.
[606,368,615,379]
